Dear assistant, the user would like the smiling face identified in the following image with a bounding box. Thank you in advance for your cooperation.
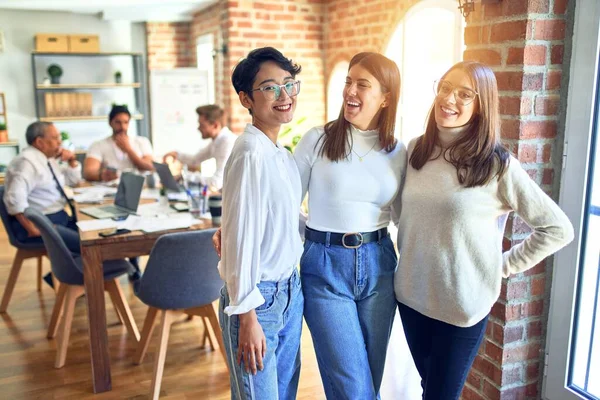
[198,115,221,140]
[434,68,479,128]
[343,64,389,131]
[240,61,297,133]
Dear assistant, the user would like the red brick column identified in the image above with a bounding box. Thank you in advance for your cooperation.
[462,1,570,399]
[146,22,193,70]
[190,0,326,136]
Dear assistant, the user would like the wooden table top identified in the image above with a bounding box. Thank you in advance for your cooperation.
[76,198,213,246]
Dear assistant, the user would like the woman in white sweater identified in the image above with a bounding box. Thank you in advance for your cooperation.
[395,61,574,399]
[294,52,406,399]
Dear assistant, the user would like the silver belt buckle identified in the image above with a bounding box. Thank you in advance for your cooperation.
[342,232,363,249]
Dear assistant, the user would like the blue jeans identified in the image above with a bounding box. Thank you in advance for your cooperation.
[12,210,80,254]
[398,302,488,400]
[219,269,304,400]
[301,234,397,400]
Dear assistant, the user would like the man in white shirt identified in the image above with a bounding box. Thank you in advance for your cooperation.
[3,121,81,255]
[83,105,154,182]
[163,104,236,190]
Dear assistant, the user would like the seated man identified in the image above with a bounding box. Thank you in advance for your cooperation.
[4,122,81,285]
[83,105,154,182]
[163,104,236,190]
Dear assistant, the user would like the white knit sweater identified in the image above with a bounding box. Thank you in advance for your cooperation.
[394,126,574,327]
[294,125,406,233]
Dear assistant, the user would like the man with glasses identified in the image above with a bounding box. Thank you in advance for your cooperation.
[163,104,236,190]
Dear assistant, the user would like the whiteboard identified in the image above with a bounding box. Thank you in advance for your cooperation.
[149,68,213,158]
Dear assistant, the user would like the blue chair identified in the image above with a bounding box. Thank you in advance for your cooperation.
[0,186,48,312]
[133,229,227,400]
[24,207,140,368]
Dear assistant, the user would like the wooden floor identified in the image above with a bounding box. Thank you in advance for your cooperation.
[0,226,423,399]
[0,227,326,400]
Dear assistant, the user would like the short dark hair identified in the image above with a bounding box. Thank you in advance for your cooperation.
[25,121,53,145]
[109,105,131,123]
[231,47,301,101]
[196,104,225,125]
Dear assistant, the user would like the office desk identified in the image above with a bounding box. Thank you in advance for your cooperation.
[77,203,213,393]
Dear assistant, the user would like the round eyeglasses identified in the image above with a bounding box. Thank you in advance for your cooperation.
[433,80,478,106]
[250,80,301,101]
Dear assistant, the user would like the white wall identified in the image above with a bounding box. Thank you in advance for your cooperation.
[0,9,146,158]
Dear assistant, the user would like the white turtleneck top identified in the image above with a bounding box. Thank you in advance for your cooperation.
[394,125,574,327]
[294,125,406,233]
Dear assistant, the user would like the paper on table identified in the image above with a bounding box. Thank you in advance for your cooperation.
[76,219,118,232]
[73,186,117,196]
[120,215,199,233]
[136,202,177,217]
[141,189,161,200]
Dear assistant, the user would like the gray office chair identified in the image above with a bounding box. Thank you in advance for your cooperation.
[0,186,48,312]
[24,207,140,368]
[133,229,227,400]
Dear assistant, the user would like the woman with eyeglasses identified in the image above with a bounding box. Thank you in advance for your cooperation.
[394,61,573,399]
[293,52,406,399]
[218,47,304,400]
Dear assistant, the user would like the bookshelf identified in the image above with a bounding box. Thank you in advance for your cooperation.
[31,52,149,148]
[0,93,19,176]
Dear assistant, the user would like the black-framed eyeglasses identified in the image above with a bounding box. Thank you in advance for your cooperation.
[433,80,478,106]
[250,80,301,101]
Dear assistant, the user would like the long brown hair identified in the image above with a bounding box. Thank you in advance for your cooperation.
[410,61,509,187]
[319,52,400,161]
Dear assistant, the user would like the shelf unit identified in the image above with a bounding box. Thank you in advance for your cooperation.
[36,83,142,90]
[39,114,144,123]
[31,52,149,143]
[0,93,19,174]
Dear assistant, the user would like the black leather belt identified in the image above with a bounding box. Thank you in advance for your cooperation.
[305,227,388,249]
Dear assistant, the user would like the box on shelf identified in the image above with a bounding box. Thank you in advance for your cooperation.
[68,35,99,53]
[35,34,69,53]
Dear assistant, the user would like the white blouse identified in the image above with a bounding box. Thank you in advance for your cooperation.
[293,125,406,233]
[219,124,303,315]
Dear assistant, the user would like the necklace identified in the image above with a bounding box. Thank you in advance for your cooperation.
[352,141,378,162]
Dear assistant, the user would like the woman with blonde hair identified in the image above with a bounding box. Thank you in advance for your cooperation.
[395,61,574,399]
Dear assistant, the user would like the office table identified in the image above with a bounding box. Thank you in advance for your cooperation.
[77,203,213,393]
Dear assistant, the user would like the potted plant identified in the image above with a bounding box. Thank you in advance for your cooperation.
[280,116,307,153]
[60,131,74,150]
[114,71,122,84]
[0,122,7,143]
[47,64,63,84]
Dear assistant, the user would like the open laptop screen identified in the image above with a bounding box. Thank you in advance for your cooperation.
[153,161,182,192]
[114,172,144,212]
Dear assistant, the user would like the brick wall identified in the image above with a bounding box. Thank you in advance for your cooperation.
[462,1,571,399]
[324,0,572,399]
[188,0,326,142]
[148,0,573,398]
[146,22,193,70]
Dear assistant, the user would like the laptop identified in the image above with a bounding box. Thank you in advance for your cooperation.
[80,172,145,219]
[153,161,190,202]
[153,161,184,193]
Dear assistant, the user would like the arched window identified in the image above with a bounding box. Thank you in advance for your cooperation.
[326,61,350,122]
[385,0,464,144]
